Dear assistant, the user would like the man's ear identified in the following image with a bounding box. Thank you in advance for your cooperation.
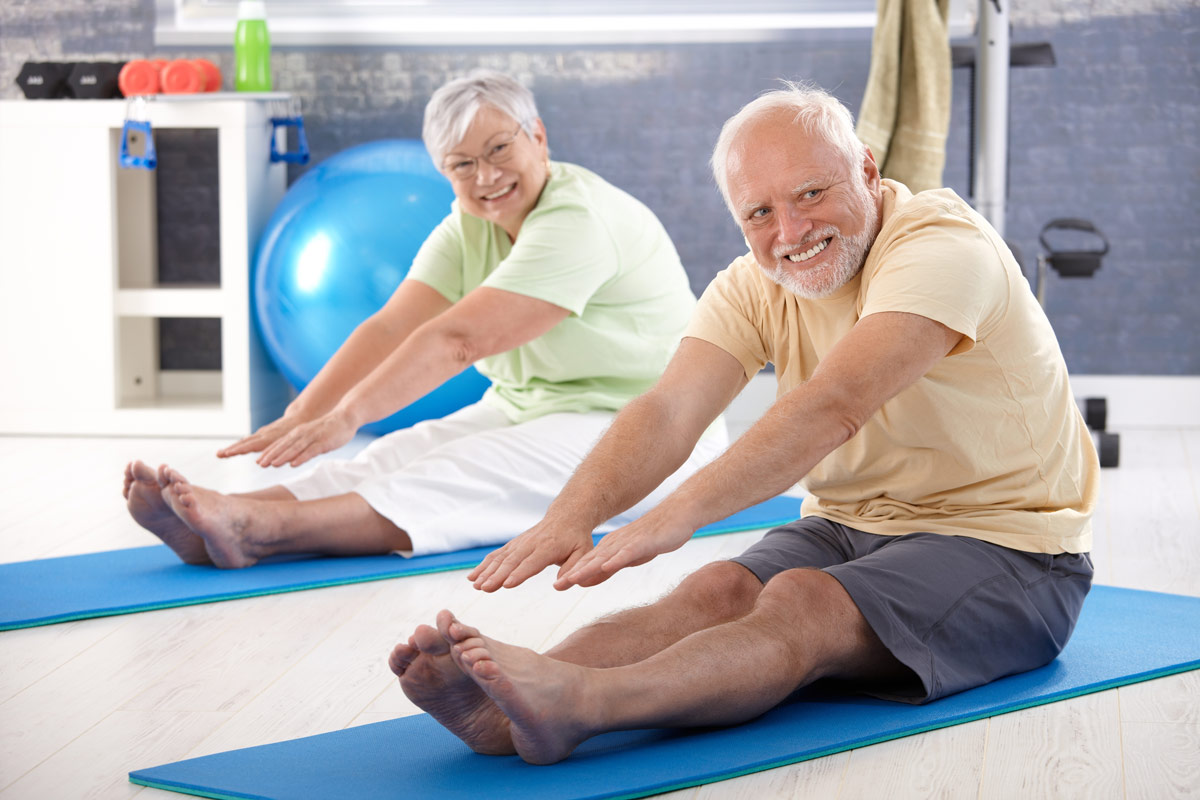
[862,145,882,189]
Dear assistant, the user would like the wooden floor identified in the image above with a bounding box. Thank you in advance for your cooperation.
[1,425,1198,799]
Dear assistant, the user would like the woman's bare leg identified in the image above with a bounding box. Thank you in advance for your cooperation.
[152,465,408,568]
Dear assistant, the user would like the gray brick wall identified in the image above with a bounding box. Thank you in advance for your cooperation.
[2,0,1196,374]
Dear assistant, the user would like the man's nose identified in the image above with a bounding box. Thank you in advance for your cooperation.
[778,205,813,243]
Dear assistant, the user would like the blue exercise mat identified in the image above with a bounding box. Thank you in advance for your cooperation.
[0,496,802,631]
[130,584,1200,800]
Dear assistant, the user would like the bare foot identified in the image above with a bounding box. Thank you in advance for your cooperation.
[123,461,211,565]
[159,467,260,569]
[445,612,597,765]
[389,611,514,755]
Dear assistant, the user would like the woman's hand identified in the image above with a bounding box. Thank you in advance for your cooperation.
[468,519,596,592]
[254,407,360,468]
[217,413,310,459]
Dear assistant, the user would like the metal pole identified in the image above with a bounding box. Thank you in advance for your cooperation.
[974,0,1009,235]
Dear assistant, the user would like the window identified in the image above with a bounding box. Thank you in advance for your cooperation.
[156,0,930,46]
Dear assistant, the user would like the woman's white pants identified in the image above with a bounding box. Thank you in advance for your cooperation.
[283,401,729,556]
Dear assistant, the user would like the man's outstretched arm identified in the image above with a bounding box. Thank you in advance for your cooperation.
[468,337,748,591]
[556,310,963,588]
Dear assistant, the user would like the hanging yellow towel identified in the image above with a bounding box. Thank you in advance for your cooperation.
[857,0,952,193]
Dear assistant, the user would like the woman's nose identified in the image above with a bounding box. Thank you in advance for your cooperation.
[476,160,503,185]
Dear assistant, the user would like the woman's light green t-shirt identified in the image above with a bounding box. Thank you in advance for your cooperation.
[408,161,696,422]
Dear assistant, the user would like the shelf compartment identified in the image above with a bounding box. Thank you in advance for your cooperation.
[115,316,223,409]
[113,126,222,291]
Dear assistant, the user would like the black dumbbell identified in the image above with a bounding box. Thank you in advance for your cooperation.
[15,61,76,99]
[67,62,126,99]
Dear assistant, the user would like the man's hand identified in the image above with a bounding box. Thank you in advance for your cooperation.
[553,509,695,589]
[217,414,309,460]
[254,408,359,468]
[468,520,596,592]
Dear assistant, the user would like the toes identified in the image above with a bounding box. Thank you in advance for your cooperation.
[131,460,157,483]
[126,461,161,500]
[452,638,492,668]
[412,624,451,656]
[167,479,191,501]
[453,643,499,680]
[161,465,189,489]
[389,639,418,676]
[161,483,191,511]
[438,611,480,644]
[470,658,502,680]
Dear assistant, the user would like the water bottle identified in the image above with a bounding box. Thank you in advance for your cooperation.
[234,0,271,92]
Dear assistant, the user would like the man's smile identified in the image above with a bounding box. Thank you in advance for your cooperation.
[786,238,831,263]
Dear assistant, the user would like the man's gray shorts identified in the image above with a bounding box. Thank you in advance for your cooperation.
[730,516,1094,703]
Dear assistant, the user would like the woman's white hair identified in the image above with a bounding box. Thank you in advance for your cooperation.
[423,69,541,166]
[710,80,866,216]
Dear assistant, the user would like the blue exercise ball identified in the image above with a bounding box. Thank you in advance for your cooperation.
[254,139,490,435]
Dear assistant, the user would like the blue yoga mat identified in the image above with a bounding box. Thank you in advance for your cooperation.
[0,496,802,631]
[131,584,1200,800]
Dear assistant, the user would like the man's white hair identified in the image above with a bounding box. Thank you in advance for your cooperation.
[710,81,866,217]
[423,69,541,166]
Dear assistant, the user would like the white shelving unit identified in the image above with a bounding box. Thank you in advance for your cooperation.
[0,94,294,436]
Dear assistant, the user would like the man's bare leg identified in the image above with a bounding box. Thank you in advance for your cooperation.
[544,560,763,666]
[158,466,409,568]
[445,568,906,764]
[124,460,297,565]
[391,561,764,754]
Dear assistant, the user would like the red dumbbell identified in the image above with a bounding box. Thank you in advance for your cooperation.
[119,58,222,96]
[118,59,161,96]
[193,59,223,92]
[160,60,204,94]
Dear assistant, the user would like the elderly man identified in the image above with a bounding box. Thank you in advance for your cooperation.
[389,82,1098,765]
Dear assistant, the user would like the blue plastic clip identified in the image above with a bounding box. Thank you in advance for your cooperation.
[270,115,310,164]
[119,118,157,170]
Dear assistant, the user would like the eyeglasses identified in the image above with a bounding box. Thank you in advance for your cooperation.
[442,126,524,181]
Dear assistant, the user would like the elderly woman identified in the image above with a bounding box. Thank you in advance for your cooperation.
[123,69,726,568]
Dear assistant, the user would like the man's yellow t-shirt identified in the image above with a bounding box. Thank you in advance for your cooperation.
[686,179,1098,555]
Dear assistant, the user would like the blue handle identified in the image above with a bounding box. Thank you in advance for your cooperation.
[119,119,157,170]
[270,116,310,165]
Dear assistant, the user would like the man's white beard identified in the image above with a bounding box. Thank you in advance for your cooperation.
[763,182,879,300]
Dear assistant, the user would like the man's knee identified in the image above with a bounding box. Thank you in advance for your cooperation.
[752,568,857,628]
[747,568,898,682]
[668,560,762,622]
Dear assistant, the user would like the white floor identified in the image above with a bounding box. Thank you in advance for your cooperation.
[1,422,1198,799]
